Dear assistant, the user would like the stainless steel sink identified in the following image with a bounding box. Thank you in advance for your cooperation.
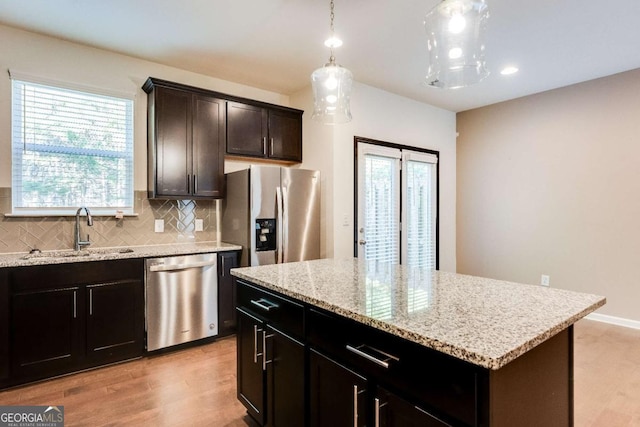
[20,248,134,260]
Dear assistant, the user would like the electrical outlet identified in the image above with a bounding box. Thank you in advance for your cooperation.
[195,219,204,232]
[154,219,164,233]
[541,274,550,287]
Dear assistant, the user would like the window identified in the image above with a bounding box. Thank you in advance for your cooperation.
[11,74,134,215]
[356,140,438,270]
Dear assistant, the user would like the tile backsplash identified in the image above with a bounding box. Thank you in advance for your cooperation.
[0,188,218,254]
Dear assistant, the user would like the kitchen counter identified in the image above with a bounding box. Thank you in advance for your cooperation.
[231,258,605,370]
[0,241,242,268]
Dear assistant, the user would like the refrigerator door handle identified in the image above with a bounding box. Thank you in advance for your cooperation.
[281,185,289,263]
[276,186,284,264]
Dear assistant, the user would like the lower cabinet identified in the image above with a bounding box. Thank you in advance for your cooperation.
[4,259,144,388]
[236,280,305,426]
[85,280,144,364]
[218,251,239,337]
[309,350,450,427]
[11,286,82,380]
[309,349,367,427]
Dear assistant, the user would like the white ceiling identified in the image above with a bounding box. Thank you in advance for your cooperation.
[1,0,639,112]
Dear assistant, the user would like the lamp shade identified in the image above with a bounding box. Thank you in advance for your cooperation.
[424,0,489,89]
[311,61,353,124]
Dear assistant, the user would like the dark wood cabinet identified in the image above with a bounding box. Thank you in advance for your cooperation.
[144,78,226,199]
[11,287,82,381]
[265,325,305,427]
[226,101,302,163]
[237,308,266,424]
[376,387,452,427]
[0,269,8,381]
[3,259,144,388]
[218,251,239,337]
[86,280,144,364]
[236,280,306,426]
[310,349,368,427]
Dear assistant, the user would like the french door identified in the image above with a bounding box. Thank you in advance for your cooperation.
[356,141,438,269]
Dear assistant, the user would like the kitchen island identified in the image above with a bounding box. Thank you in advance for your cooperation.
[231,258,605,427]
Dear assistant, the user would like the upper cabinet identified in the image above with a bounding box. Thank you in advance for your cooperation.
[144,78,226,199]
[144,79,304,200]
[227,101,302,163]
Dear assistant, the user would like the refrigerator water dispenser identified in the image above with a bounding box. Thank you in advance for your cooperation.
[255,219,276,251]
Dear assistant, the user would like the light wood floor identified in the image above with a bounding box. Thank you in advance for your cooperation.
[1,320,639,426]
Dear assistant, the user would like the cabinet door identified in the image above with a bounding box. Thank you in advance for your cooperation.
[237,308,266,425]
[266,326,305,427]
[155,86,192,197]
[268,109,302,162]
[227,102,268,158]
[11,287,82,381]
[193,95,226,198]
[375,387,452,427]
[218,251,238,337]
[86,280,144,365]
[310,349,368,427]
[0,270,8,380]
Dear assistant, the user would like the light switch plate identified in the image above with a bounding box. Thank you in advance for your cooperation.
[195,219,204,232]
[154,219,164,233]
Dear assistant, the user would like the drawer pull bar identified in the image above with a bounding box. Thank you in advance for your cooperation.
[346,344,399,369]
[251,298,279,312]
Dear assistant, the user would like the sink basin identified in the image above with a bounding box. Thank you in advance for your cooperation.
[20,247,134,260]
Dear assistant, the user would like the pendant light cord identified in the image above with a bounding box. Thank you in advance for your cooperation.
[328,0,336,63]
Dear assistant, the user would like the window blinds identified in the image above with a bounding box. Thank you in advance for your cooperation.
[11,76,134,214]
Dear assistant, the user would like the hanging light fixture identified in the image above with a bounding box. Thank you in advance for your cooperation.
[311,0,353,124]
[424,0,490,89]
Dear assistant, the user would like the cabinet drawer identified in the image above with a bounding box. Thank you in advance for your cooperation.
[236,280,304,339]
[307,308,478,427]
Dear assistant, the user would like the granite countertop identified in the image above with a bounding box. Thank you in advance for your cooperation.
[231,258,606,370]
[0,241,242,268]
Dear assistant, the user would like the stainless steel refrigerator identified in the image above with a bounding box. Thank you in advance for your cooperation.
[221,166,321,266]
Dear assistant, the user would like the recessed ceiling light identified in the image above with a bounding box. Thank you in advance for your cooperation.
[500,66,519,76]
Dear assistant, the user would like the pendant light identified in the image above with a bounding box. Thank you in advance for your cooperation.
[311,0,353,124]
[424,0,490,89]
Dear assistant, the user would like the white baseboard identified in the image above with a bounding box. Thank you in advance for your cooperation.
[585,313,640,330]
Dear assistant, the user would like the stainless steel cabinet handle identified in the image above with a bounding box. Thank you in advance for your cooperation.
[346,345,398,369]
[374,398,381,427]
[253,325,263,364]
[73,290,77,319]
[89,288,93,316]
[220,256,225,277]
[263,137,267,155]
[270,137,274,154]
[262,331,274,371]
[250,298,278,312]
[193,174,198,194]
[353,385,359,427]
[187,174,190,193]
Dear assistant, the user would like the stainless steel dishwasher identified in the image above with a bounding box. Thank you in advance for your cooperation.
[145,253,218,351]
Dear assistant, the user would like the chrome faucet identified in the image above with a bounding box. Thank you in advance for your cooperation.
[74,207,93,251]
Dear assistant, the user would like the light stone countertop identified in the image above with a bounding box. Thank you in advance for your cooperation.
[231,258,606,370]
[0,241,242,268]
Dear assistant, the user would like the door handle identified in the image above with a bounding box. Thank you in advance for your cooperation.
[346,344,399,369]
[193,174,198,194]
[89,288,93,316]
[262,137,267,155]
[253,325,263,364]
[374,398,388,427]
[262,330,274,371]
[353,385,366,427]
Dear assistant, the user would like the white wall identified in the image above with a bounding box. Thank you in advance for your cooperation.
[1,24,457,268]
[0,24,290,191]
[292,82,457,271]
[457,68,640,322]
